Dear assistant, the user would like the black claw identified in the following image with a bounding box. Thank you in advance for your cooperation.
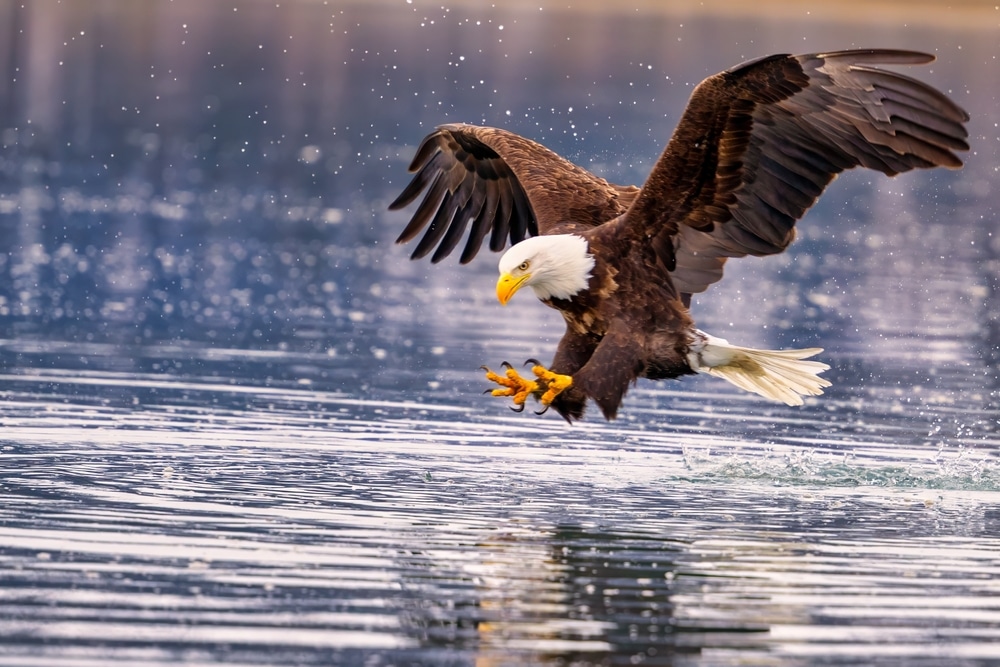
[509,403,525,413]
[480,365,490,372]
[501,361,513,370]
[524,358,542,367]
[534,405,550,416]
[482,389,494,395]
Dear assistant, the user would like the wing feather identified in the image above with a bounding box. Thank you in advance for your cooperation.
[489,174,516,253]
[394,166,448,245]
[391,50,968,285]
[432,176,487,263]
[388,134,446,211]
[390,124,635,263]
[462,178,501,264]
[620,49,969,297]
[411,191,457,260]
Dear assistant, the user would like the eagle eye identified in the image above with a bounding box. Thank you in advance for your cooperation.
[518,261,530,272]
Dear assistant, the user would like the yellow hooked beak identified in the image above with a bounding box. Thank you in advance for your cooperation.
[496,272,530,306]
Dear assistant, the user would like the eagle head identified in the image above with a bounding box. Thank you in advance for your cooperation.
[496,234,595,305]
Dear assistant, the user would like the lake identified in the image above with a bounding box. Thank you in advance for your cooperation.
[1,1,999,665]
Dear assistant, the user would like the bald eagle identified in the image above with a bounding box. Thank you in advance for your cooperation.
[389,50,969,422]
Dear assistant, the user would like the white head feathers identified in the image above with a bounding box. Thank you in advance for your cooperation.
[497,234,595,302]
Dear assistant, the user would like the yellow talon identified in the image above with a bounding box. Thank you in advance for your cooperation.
[530,364,573,406]
[482,364,540,409]
[482,361,573,413]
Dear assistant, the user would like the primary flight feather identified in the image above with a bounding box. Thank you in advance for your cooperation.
[389,49,969,422]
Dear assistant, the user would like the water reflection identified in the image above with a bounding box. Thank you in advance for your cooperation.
[0,0,999,665]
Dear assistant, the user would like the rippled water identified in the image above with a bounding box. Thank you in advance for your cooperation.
[1,1,999,665]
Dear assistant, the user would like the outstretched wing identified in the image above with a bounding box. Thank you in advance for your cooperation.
[389,123,639,264]
[623,49,970,298]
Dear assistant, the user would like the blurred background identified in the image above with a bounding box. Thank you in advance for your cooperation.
[0,0,995,361]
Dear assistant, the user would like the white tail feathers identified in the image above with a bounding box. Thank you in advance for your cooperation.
[687,331,832,406]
